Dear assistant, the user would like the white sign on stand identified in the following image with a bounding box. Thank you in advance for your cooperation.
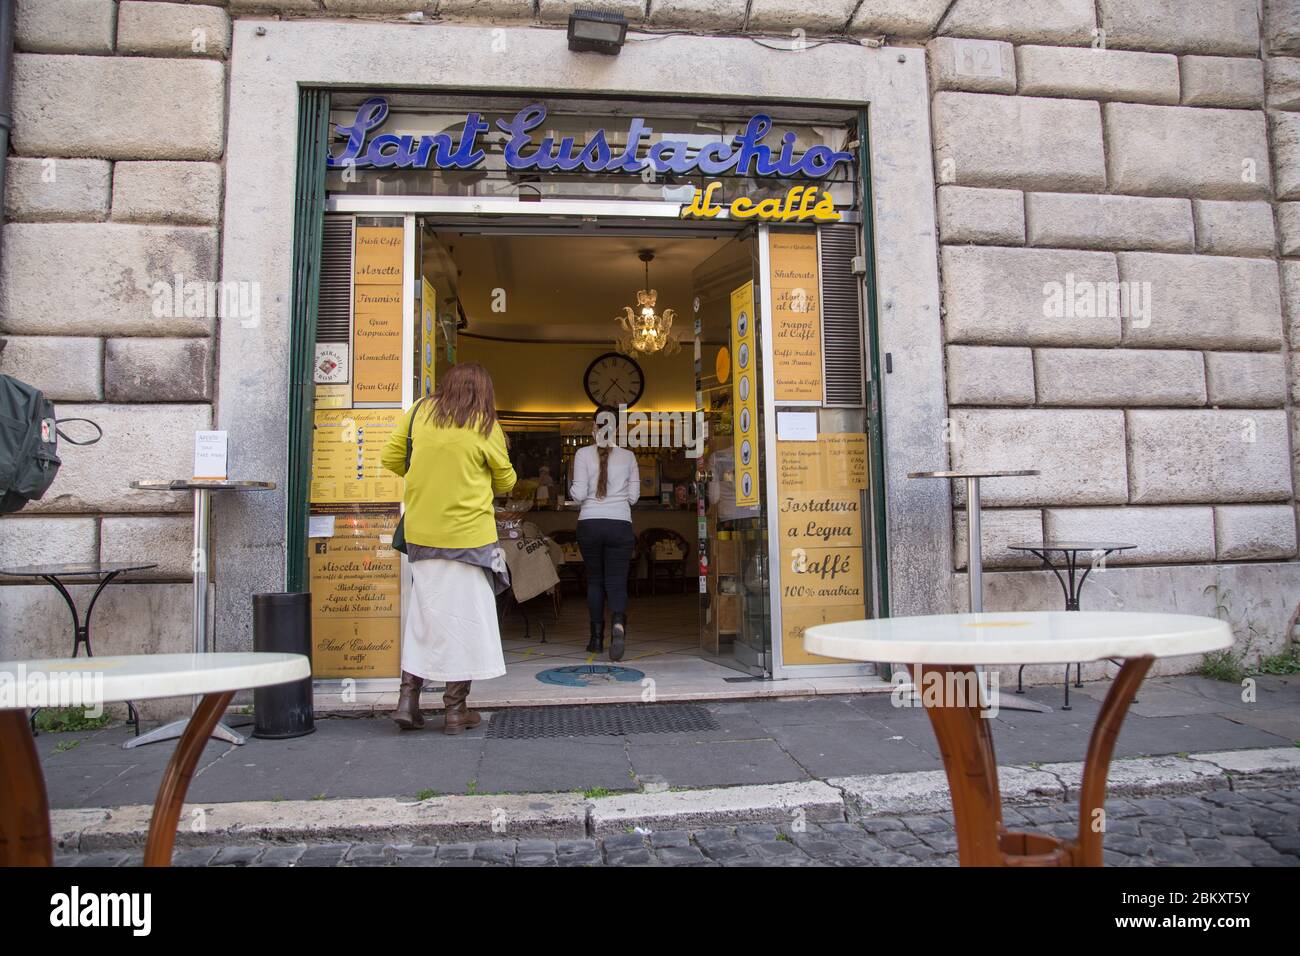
[193,431,229,481]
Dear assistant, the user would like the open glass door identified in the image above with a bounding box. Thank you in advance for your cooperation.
[765,222,877,678]
[691,230,771,676]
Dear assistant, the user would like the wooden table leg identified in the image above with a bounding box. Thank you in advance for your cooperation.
[0,709,53,866]
[143,690,234,867]
[918,664,1004,866]
[921,658,1154,867]
[1075,655,1152,866]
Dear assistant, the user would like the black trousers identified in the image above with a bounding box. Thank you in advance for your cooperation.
[576,518,636,623]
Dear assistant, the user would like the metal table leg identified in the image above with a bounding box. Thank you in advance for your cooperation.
[31,572,140,737]
[964,478,1049,715]
[124,488,244,749]
[1031,547,1116,711]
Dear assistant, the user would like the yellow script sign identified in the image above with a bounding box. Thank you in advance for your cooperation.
[682,181,841,223]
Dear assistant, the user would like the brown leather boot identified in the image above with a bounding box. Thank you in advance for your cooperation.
[442,680,481,735]
[392,671,424,730]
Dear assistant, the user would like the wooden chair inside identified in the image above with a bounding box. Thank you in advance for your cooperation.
[549,529,586,598]
[638,528,691,595]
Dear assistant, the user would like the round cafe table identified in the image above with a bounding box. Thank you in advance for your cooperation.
[1006,542,1138,709]
[0,652,310,867]
[0,561,158,736]
[805,611,1231,867]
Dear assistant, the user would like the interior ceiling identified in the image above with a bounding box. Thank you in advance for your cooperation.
[427,232,729,342]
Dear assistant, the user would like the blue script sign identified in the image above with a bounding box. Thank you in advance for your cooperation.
[327,98,853,179]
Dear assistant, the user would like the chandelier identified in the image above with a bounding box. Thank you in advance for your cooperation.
[615,250,681,356]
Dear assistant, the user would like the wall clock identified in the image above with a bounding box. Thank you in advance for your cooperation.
[584,352,645,408]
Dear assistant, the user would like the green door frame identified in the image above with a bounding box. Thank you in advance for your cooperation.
[858,109,891,621]
[286,88,331,592]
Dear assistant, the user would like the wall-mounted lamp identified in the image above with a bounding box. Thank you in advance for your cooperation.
[567,8,628,55]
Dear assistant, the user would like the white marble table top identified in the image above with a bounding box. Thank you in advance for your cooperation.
[0,653,310,709]
[804,611,1232,666]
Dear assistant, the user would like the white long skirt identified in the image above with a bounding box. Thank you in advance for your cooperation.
[402,558,507,682]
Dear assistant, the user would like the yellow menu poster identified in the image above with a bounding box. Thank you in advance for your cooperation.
[730,281,760,507]
[310,511,401,678]
[353,226,404,404]
[780,545,865,608]
[769,231,822,403]
[777,491,863,549]
[310,408,404,504]
[776,433,868,492]
[353,227,403,284]
[781,605,864,666]
[775,431,869,665]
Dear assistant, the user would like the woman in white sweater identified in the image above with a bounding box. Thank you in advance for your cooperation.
[570,406,640,660]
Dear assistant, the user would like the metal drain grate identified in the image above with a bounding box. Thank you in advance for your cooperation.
[486,703,718,739]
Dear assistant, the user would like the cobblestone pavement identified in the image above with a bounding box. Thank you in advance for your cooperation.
[57,787,1300,868]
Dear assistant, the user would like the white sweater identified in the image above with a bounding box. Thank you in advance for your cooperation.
[570,444,640,522]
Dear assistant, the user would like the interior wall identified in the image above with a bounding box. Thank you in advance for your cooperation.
[459,337,697,413]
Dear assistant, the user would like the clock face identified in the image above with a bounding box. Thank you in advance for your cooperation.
[584,352,645,409]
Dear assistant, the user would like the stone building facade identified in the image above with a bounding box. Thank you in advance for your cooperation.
[1,0,1298,689]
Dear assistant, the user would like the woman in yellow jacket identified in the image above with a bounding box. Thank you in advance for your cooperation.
[381,363,516,733]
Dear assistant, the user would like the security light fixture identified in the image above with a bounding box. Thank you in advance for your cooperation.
[568,8,628,55]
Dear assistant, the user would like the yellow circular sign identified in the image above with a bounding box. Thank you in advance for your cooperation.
[715,346,730,384]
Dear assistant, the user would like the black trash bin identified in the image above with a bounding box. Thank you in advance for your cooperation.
[252,592,315,739]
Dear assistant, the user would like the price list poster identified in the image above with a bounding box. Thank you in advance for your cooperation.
[352,225,404,405]
[768,231,823,403]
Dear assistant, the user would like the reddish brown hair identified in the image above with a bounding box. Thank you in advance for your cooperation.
[423,363,499,437]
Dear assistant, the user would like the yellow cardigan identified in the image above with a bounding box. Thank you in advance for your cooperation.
[380,403,517,549]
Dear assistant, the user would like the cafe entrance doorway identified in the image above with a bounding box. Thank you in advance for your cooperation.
[303,92,886,708]
[415,224,774,690]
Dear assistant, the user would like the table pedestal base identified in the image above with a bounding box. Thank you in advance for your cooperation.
[122,715,245,750]
[918,656,1152,866]
[988,694,1053,714]
[1,691,236,867]
[900,683,1054,714]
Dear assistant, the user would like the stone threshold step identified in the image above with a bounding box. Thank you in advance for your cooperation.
[310,676,895,712]
[50,747,1299,853]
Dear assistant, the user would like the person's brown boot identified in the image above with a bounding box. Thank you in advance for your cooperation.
[442,680,482,735]
[392,671,425,730]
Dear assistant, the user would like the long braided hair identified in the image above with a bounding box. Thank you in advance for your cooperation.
[593,405,617,498]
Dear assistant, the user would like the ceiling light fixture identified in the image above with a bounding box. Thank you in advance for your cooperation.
[615,250,681,356]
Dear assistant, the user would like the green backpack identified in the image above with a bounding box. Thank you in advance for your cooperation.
[0,374,101,514]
